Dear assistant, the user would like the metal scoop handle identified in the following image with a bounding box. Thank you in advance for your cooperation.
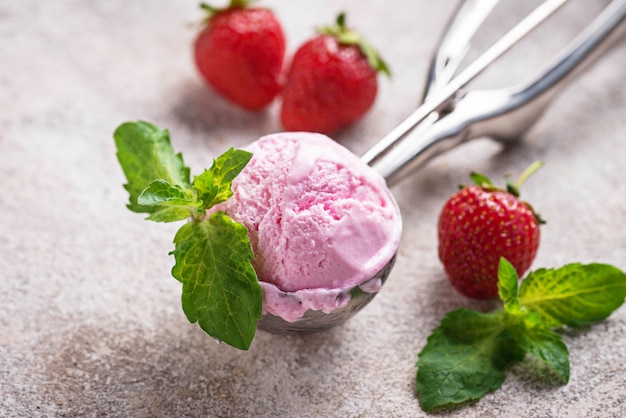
[423,0,500,101]
[364,0,626,185]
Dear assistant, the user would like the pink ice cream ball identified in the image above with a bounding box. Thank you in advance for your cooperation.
[211,132,402,295]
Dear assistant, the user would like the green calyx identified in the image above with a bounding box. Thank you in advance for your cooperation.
[200,0,252,17]
[465,160,545,224]
[318,13,391,77]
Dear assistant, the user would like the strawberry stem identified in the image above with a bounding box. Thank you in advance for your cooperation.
[515,160,543,189]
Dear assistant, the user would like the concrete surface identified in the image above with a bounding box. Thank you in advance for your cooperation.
[1,0,625,417]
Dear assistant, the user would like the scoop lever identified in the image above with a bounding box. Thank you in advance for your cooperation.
[364,0,626,186]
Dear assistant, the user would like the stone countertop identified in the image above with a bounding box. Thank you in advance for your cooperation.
[1,1,625,417]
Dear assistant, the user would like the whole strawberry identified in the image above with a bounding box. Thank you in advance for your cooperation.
[438,163,545,299]
[193,1,286,110]
[280,13,390,134]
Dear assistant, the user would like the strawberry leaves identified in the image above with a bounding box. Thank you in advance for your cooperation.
[416,258,626,411]
[469,161,546,223]
[114,121,260,350]
[319,13,390,77]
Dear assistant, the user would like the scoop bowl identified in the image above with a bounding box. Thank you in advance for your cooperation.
[257,254,397,334]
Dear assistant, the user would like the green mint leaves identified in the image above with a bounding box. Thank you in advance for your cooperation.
[114,121,252,222]
[416,258,626,412]
[193,147,251,208]
[114,121,261,350]
[114,121,192,214]
[416,309,522,409]
[138,179,201,222]
[171,213,261,350]
[519,263,626,328]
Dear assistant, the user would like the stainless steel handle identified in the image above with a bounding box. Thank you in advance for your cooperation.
[365,0,626,186]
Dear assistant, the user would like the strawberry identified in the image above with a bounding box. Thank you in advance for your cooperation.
[193,1,286,110]
[437,162,545,299]
[280,13,390,134]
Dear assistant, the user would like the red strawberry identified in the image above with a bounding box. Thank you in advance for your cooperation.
[193,1,286,110]
[438,163,545,299]
[280,13,390,134]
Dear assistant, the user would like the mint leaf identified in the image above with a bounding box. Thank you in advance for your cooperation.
[192,170,218,209]
[416,308,524,411]
[171,213,262,350]
[519,263,626,328]
[193,148,252,208]
[498,257,521,313]
[114,121,260,350]
[138,179,194,206]
[137,179,200,222]
[513,316,570,383]
[114,121,192,213]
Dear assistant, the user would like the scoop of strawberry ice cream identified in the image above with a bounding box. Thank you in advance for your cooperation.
[211,132,402,321]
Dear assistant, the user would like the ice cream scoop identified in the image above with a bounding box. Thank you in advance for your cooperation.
[216,0,626,334]
[210,132,402,333]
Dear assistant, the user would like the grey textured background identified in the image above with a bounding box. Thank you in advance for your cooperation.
[1,0,625,417]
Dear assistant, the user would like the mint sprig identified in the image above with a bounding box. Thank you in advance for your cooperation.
[114,121,261,350]
[519,263,626,328]
[416,309,522,409]
[416,258,626,411]
[138,179,201,222]
[172,213,260,349]
[114,121,192,214]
